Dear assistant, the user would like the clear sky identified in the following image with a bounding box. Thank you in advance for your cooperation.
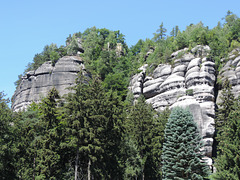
[1,0,240,102]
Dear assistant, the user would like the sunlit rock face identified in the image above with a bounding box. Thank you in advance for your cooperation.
[217,48,240,103]
[12,56,86,112]
[129,45,215,166]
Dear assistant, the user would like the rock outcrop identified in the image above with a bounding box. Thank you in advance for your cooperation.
[129,45,215,166]
[217,48,240,103]
[12,56,87,112]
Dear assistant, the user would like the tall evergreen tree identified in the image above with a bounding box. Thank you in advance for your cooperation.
[213,80,240,179]
[150,108,170,179]
[162,107,209,180]
[63,74,124,179]
[14,102,40,180]
[0,92,17,179]
[216,79,235,131]
[34,88,64,180]
[126,95,155,179]
[153,22,167,42]
[213,96,240,179]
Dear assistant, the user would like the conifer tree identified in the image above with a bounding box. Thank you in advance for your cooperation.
[213,80,240,179]
[14,102,40,180]
[213,96,240,179]
[35,88,63,179]
[63,74,124,179]
[162,107,209,180]
[0,92,17,179]
[126,95,154,179]
[151,108,170,179]
[153,22,167,42]
[216,79,235,132]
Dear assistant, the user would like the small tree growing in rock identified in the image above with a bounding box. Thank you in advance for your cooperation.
[162,107,209,180]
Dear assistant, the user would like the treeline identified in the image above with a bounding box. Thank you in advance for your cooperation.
[1,75,171,179]
[1,73,212,179]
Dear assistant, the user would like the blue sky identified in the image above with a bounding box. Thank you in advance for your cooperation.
[1,0,240,102]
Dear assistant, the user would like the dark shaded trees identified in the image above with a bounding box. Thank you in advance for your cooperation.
[125,96,168,179]
[213,80,240,179]
[63,74,124,179]
[0,92,17,179]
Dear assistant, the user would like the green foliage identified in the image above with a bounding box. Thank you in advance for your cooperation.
[162,107,209,179]
[8,10,240,179]
[186,89,194,96]
[213,79,240,179]
[213,96,240,179]
[0,92,17,179]
[153,22,167,42]
[124,96,168,179]
[63,74,124,179]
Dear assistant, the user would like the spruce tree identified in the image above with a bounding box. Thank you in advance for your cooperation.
[63,74,124,179]
[0,92,17,179]
[35,88,63,180]
[213,96,240,179]
[216,79,235,131]
[162,107,209,180]
[213,80,240,179]
[126,95,155,179]
[14,102,40,180]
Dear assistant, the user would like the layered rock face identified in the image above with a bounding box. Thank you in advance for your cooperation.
[217,48,240,102]
[129,45,215,166]
[12,56,86,112]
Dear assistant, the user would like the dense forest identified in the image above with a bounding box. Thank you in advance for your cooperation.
[1,11,240,179]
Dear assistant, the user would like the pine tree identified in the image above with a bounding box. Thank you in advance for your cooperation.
[126,95,155,179]
[35,88,63,179]
[153,22,167,42]
[63,74,124,179]
[216,79,235,132]
[14,102,40,179]
[151,108,170,179]
[162,107,209,180]
[213,96,240,179]
[0,92,17,179]
[213,80,240,179]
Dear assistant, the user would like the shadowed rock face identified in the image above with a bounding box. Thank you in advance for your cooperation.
[12,56,86,112]
[129,45,215,166]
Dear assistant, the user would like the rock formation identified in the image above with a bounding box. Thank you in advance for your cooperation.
[12,43,240,169]
[217,48,240,103]
[12,56,86,112]
[129,45,215,167]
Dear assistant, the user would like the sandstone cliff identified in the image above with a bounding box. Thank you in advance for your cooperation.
[128,45,240,168]
[12,44,240,169]
[217,48,240,102]
[129,45,215,166]
[12,56,86,112]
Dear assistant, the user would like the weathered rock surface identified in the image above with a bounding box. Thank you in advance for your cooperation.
[129,45,215,166]
[12,56,86,112]
[217,48,240,103]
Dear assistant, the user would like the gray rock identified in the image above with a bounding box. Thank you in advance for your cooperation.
[129,45,216,165]
[153,64,172,79]
[12,56,86,112]
[191,45,210,57]
[187,58,201,70]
